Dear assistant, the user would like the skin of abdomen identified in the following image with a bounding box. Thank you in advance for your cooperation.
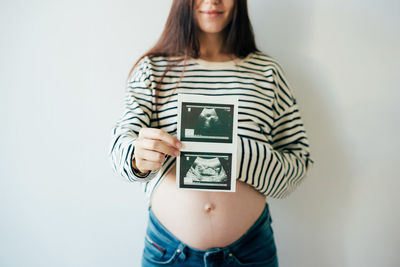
[150,163,267,250]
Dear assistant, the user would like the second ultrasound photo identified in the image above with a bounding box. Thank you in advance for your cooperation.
[179,151,232,191]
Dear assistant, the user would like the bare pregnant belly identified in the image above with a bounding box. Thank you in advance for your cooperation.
[150,163,267,250]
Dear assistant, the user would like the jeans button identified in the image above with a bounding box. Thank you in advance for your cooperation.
[226,253,234,264]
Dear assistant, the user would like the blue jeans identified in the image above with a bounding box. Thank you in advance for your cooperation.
[141,202,279,267]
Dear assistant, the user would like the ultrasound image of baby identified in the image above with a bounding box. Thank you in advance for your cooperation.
[185,157,228,183]
[194,108,223,136]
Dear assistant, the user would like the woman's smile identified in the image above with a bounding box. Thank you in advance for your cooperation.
[194,0,234,33]
[200,10,224,18]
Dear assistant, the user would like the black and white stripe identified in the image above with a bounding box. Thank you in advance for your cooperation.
[108,51,314,205]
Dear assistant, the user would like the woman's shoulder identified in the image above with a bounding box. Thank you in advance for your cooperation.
[132,55,172,69]
[252,51,283,69]
[143,54,185,66]
[131,54,180,75]
[251,51,291,81]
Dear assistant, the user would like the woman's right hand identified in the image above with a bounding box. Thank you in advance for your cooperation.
[133,128,182,174]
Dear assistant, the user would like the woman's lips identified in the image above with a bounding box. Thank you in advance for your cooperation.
[200,10,223,18]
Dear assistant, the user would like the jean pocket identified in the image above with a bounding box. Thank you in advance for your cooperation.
[143,233,179,264]
[228,222,277,266]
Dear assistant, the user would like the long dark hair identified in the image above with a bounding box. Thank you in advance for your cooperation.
[126,0,261,127]
[127,0,260,85]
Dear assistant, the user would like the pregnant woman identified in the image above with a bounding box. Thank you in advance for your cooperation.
[108,0,314,266]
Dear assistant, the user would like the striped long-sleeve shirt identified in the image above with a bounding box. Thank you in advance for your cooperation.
[108,51,314,206]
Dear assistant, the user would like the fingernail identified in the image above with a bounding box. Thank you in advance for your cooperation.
[176,141,182,149]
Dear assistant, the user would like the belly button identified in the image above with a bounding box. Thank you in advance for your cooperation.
[204,203,215,213]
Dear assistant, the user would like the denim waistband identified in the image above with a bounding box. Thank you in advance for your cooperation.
[146,202,272,260]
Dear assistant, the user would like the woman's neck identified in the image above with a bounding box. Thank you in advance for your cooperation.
[197,31,233,61]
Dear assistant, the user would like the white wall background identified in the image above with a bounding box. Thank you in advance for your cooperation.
[1,0,399,266]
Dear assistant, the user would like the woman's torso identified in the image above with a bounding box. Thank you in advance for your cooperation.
[148,53,273,250]
[150,163,266,250]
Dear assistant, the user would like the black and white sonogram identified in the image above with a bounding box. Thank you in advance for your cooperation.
[179,152,232,190]
[180,102,234,143]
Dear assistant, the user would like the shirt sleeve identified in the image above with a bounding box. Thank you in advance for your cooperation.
[108,56,160,182]
[237,61,315,198]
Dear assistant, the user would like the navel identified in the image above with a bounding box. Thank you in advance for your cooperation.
[204,203,215,213]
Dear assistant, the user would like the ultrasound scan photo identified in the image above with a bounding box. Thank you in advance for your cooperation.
[185,156,227,183]
[181,103,234,143]
[179,152,232,190]
[177,94,238,192]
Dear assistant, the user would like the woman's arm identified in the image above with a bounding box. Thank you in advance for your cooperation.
[108,57,160,182]
[237,61,315,198]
